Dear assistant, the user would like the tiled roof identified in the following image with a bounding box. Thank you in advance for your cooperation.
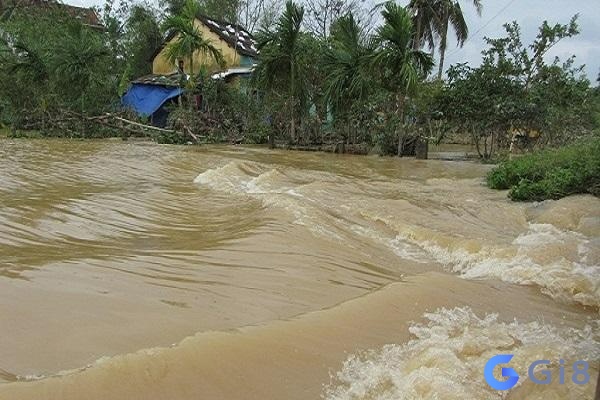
[154,14,258,61]
[196,15,258,58]
[133,72,186,87]
[133,68,254,87]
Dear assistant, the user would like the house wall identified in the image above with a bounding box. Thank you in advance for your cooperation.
[152,19,241,75]
[240,55,256,67]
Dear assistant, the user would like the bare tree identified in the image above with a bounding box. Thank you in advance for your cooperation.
[303,0,370,39]
[237,0,282,33]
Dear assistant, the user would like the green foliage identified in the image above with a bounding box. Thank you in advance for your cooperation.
[0,1,166,137]
[255,0,305,142]
[124,4,162,77]
[370,3,434,156]
[322,12,372,115]
[255,0,305,93]
[408,0,439,50]
[162,0,225,75]
[6,129,43,139]
[0,8,118,132]
[162,0,241,22]
[51,24,111,107]
[434,0,482,79]
[487,137,600,201]
[373,3,434,96]
[0,0,596,158]
[198,0,240,22]
[406,0,482,79]
[164,76,270,144]
[436,16,596,158]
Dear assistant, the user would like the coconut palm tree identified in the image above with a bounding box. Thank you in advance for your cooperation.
[408,0,441,51]
[436,0,482,79]
[255,0,304,142]
[162,0,224,78]
[373,2,434,156]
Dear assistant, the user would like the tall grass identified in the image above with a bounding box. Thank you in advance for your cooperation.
[487,137,600,201]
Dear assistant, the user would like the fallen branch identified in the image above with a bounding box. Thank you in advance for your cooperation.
[111,115,177,134]
[184,126,199,142]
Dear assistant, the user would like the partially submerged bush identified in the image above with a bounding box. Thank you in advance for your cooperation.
[487,137,600,201]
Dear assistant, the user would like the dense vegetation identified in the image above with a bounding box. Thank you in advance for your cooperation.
[487,137,600,201]
[0,0,598,159]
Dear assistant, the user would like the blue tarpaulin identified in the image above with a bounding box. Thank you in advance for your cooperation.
[121,84,183,117]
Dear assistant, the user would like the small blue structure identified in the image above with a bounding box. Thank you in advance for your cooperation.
[121,73,184,127]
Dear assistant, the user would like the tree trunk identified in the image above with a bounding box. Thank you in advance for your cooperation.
[472,124,483,158]
[483,134,489,159]
[415,137,429,159]
[290,60,296,143]
[509,128,518,160]
[414,15,422,50]
[268,131,275,149]
[437,18,449,80]
[396,94,406,157]
[290,116,296,143]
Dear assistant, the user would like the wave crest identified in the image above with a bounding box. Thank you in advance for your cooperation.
[324,307,599,400]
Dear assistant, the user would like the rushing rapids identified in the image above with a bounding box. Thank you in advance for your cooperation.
[0,139,598,399]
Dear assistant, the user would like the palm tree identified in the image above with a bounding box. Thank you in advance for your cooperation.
[51,24,109,109]
[408,0,441,51]
[436,0,482,79]
[255,0,304,142]
[373,2,434,156]
[162,0,224,79]
[3,39,50,127]
[5,41,48,83]
[322,12,372,115]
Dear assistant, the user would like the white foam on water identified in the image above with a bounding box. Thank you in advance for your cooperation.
[195,163,600,308]
[194,162,347,240]
[193,161,257,192]
[397,224,600,308]
[246,169,292,194]
[323,307,600,400]
[14,374,46,382]
[350,224,429,263]
[194,161,301,196]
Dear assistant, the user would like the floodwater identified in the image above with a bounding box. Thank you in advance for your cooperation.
[0,139,598,399]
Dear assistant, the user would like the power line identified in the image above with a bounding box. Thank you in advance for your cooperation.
[446,0,519,58]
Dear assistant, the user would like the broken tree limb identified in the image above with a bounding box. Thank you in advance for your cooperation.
[184,126,199,142]
[111,116,177,134]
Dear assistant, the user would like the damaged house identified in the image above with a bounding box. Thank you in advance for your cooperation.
[122,14,258,126]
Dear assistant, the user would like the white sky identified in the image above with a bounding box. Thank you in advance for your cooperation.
[70,0,600,82]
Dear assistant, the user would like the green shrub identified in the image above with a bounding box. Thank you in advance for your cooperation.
[6,129,43,139]
[244,123,272,144]
[487,137,600,201]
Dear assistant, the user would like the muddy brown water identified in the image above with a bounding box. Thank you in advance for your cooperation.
[0,139,598,399]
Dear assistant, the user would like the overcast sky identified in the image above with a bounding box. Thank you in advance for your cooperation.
[437,0,600,82]
[69,0,600,82]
